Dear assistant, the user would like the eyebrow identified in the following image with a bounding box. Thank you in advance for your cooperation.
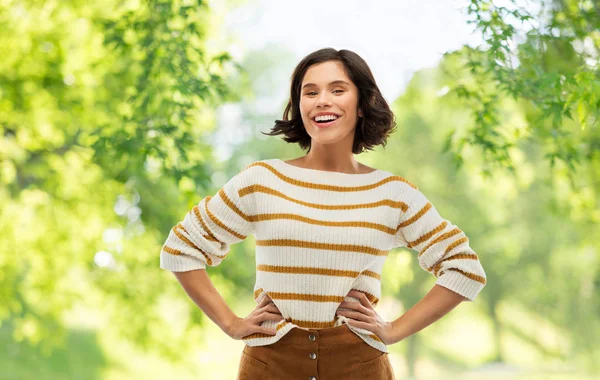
[301,80,350,90]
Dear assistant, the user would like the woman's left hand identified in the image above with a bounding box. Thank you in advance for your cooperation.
[336,290,396,345]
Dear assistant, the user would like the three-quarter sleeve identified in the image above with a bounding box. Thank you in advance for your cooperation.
[160,167,254,272]
[394,188,486,301]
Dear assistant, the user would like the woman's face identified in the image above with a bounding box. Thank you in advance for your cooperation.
[299,60,362,147]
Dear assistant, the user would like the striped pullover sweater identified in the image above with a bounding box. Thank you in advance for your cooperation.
[160,158,486,353]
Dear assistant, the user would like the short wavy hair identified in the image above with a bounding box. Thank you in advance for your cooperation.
[262,47,397,154]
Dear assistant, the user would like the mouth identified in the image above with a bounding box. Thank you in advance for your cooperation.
[312,115,340,129]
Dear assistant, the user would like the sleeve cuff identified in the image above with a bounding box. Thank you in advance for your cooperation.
[435,270,485,301]
[160,251,207,272]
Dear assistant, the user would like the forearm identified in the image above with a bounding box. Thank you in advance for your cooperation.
[390,284,467,344]
[172,268,238,335]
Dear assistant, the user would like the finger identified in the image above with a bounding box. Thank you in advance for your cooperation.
[259,312,285,324]
[260,303,281,313]
[261,328,278,335]
[264,311,283,318]
[338,310,369,322]
[337,301,361,312]
[345,318,371,333]
[338,301,355,310]
[348,290,373,309]
[267,304,283,314]
[266,312,284,320]
[258,304,275,313]
[258,294,272,307]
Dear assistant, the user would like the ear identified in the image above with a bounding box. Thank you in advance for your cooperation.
[358,108,363,118]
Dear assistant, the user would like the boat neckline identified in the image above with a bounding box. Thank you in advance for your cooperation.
[275,158,381,176]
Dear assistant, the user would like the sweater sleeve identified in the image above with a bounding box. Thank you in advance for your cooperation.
[394,188,486,301]
[160,166,254,272]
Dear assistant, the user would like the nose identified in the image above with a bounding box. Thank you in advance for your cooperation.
[316,91,332,107]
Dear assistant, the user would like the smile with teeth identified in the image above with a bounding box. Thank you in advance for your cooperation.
[315,115,338,122]
[313,114,340,128]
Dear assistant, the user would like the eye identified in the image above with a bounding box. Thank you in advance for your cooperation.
[305,91,317,96]
[333,90,344,94]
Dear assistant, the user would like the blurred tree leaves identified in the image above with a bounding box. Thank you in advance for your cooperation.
[0,0,249,363]
[443,0,600,175]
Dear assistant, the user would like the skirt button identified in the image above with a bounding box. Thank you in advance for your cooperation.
[308,334,316,341]
[309,352,317,360]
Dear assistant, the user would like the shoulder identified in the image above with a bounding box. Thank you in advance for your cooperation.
[381,169,419,191]
[234,159,275,182]
[241,159,272,174]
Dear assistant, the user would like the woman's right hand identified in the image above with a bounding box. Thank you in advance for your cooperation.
[226,294,284,340]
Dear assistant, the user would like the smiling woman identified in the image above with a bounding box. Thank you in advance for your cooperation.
[161,47,486,380]
[263,48,397,160]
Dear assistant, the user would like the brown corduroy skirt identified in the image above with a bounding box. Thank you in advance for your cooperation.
[237,324,395,380]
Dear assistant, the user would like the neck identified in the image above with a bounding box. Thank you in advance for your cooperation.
[299,152,362,174]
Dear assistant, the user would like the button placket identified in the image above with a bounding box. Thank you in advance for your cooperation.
[308,333,318,379]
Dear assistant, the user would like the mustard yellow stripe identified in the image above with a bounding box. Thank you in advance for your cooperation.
[418,227,462,257]
[362,270,381,281]
[278,320,290,330]
[172,226,214,265]
[246,161,418,191]
[219,187,252,222]
[164,244,213,265]
[242,320,292,340]
[176,223,188,234]
[266,292,344,302]
[258,265,359,278]
[175,223,216,241]
[429,252,479,274]
[192,205,219,242]
[163,245,184,256]
[425,236,470,273]
[408,221,448,248]
[444,236,469,255]
[254,287,379,306]
[177,222,214,243]
[440,268,486,284]
[172,225,200,251]
[240,184,409,212]
[257,265,381,280]
[204,196,247,240]
[398,202,432,229]
[251,213,397,235]
[256,239,389,256]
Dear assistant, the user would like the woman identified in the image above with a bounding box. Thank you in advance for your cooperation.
[160,48,487,379]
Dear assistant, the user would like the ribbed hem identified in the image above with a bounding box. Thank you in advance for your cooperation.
[243,320,388,353]
[436,270,485,301]
[160,251,207,272]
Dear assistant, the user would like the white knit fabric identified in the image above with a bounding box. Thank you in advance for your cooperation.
[160,158,487,353]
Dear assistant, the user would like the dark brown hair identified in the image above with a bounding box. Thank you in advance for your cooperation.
[262,47,397,154]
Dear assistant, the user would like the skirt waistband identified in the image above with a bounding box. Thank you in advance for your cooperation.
[276,323,365,346]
